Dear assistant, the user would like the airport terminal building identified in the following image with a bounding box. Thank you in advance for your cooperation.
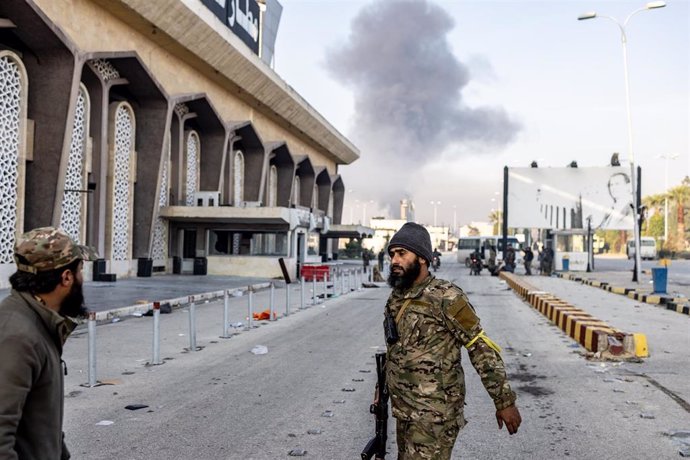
[0,0,362,286]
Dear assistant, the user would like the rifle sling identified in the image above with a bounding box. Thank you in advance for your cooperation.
[395,299,412,324]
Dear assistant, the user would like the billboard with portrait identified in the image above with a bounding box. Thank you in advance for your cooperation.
[507,167,634,230]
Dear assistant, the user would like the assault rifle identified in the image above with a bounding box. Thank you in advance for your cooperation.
[361,352,388,459]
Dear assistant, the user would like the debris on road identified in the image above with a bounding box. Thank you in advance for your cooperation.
[639,413,655,419]
[95,420,114,426]
[125,404,149,411]
[341,387,356,392]
[250,345,268,355]
[321,410,334,417]
[288,448,307,456]
[307,429,322,435]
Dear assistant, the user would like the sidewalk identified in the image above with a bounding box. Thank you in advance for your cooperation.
[553,270,690,316]
[0,274,277,313]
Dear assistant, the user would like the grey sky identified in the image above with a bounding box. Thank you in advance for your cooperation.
[275,0,689,227]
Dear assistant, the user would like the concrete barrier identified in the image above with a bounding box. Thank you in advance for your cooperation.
[500,272,647,359]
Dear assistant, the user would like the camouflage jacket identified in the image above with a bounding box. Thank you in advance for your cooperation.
[384,275,516,423]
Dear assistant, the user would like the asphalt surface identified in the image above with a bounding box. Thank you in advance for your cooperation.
[61,256,690,459]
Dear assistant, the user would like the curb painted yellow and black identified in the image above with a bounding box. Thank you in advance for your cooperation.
[500,272,648,358]
[555,272,690,316]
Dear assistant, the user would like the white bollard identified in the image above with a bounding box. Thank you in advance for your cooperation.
[188,296,197,352]
[152,302,162,365]
[312,275,317,305]
[270,282,275,321]
[87,312,97,387]
[246,286,254,330]
[299,279,305,310]
[221,290,231,338]
[285,282,291,317]
[341,269,346,295]
[323,272,328,301]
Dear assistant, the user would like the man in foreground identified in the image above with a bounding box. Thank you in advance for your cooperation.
[383,222,521,459]
[0,227,96,459]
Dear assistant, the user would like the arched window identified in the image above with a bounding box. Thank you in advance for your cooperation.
[233,151,244,206]
[0,51,27,263]
[293,176,301,207]
[109,102,136,261]
[60,83,90,243]
[268,165,278,207]
[185,131,200,206]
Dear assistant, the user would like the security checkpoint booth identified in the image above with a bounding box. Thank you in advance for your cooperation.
[552,229,591,272]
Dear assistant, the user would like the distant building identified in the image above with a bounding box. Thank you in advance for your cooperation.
[400,198,415,221]
[459,222,495,237]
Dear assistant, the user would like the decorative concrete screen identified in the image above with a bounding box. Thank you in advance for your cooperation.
[110,103,135,261]
[234,151,244,206]
[507,166,634,230]
[151,142,169,262]
[0,53,25,264]
[185,130,200,207]
[60,85,89,243]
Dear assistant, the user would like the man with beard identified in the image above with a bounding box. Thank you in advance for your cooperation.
[0,227,96,459]
[383,222,521,459]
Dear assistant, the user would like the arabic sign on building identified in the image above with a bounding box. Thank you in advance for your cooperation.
[507,166,635,231]
[201,0,261,55]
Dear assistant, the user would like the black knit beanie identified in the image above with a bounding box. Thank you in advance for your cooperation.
[388,222,433,264]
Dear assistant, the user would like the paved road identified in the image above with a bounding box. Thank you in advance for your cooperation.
[62,257,690,459]
[594,255,690,288]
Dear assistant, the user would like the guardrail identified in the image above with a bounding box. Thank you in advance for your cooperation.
[83,268,372,387]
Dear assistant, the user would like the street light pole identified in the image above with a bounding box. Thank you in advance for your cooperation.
[430,201,441,226]
[578,1,666,283]
[658,153,679,244]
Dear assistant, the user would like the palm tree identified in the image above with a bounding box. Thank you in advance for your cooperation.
[642,192,667,240]
[488,209,502,235]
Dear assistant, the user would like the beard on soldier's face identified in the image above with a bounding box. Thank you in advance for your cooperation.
[59,277,87,319]
[387,256,422,290]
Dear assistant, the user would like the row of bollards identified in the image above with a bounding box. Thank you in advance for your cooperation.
[85,267,371,387]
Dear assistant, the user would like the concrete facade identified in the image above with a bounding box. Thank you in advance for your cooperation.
[0,0,359,286]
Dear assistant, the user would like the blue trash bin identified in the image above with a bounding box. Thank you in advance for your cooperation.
[562,258,570,271]
[651,267,668,294]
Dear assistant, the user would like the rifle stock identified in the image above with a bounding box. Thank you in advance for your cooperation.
[361,352,388,459]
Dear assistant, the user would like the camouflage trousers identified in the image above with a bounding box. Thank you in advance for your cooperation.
[395,418,461,460]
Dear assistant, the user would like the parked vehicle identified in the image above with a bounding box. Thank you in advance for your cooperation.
[480,236,522,266]
[456,237,481,266]
[627,237,657,260]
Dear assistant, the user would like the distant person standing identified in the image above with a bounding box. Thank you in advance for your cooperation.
[378,249,385,272]
[522,247,534,276]
[542,246,554,276]
[0,227,96,459]
[362,249,371,273]
[504,245,516,273]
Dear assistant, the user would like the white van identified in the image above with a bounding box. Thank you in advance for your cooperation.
[456,236,482,266]
[481,236,522,265]
[627,237,657,260]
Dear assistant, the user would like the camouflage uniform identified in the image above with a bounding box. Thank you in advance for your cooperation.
[384,274,516,459]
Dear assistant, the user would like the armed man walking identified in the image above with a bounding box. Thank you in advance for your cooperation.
[382,222,521,459]
[0,227,96,459]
